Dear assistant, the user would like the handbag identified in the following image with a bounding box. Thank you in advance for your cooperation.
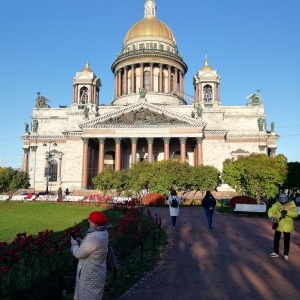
[106,243,117,271]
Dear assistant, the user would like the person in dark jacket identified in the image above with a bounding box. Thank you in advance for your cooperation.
[202,191,217,229]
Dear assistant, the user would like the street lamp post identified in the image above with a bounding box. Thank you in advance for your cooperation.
[43,141,57,194]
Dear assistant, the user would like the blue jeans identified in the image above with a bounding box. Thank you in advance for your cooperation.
[171,216,177,227]
[205,208,214,228]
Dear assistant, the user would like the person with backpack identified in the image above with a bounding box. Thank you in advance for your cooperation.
[202,191,217,229]
[167,189,180,229]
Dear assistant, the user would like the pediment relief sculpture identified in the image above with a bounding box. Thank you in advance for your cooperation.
[103,108,186,125]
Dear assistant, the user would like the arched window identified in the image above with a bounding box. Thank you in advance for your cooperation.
[80,87,88,104]
[144,70,150,92]
[203,84,213,101]
[49,160,58,182]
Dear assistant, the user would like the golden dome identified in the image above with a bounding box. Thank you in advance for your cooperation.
[80,60,93,72]
[200,58,213,71]
[124,17,176,44]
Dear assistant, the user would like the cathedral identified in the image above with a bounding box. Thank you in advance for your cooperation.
[21,0,278,193]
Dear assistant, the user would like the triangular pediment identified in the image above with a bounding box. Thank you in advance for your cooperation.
[74,72,94,80]
[78,101,206,129]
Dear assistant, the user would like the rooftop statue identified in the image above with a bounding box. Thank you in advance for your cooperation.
[139,87,147,98]
[34,92,50,108]
[271,121,275,132]
[258,118,264,131]
[196,104,203,118]
[84,106,89,118]
[24,122,29,133]
[246,90,263,107]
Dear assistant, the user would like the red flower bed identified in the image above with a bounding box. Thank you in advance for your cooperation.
[229,196,258,209]
[142,193,166,206]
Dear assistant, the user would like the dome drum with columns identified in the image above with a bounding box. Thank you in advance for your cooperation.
[112,0,187,106]
[21,0,278,193]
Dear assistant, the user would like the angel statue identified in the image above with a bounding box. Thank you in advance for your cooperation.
[246,90,263,107]
[34,92,50,108]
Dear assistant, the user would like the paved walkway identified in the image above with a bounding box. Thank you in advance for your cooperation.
[120,207,300,300]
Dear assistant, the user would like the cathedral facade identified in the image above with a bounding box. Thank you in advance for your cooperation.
[21,0,278,193]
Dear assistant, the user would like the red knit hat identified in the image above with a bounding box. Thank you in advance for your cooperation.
[89,211,108,225]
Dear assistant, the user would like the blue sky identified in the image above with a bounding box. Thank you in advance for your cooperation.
[0,0,299,168]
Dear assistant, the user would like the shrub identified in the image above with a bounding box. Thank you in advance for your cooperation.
[229,196,258,209]
[141,193,166,206]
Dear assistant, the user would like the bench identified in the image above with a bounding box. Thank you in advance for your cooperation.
[11,195,28,201]
[234,204,266,213]
[0,195,9,201]
[38,195,58,201]
[63,196,85,202]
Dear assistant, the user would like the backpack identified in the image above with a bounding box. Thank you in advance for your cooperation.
[171,196,178,208]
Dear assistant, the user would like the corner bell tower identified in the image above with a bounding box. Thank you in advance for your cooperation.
[193,57,221,108]
[72,61,101,107]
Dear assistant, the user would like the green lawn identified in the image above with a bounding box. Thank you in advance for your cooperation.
[0,202,115,243]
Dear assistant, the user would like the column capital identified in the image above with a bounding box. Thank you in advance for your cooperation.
[163,137,171,144]
[30,146,37,151]
[147,137,154,144]
[130,137,138,144]
[179,137,187,144]
[196,137,203,143]
[114,138,122,144]
[98,138,105,144]
[82,137,89,144]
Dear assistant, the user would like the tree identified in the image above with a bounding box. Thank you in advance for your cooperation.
[0,168,30,193]
[222,154,286,200]
[92,167,128,196]
[189,165,220,196]
[147,160,192,195]
[127,161,152,196]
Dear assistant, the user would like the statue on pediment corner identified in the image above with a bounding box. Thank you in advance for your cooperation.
[84,106,89,119]
[196,104,203,118]
[139,87,147,98]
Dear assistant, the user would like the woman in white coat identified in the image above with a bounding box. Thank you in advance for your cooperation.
[167,190,180,229]
[71,211,109,300]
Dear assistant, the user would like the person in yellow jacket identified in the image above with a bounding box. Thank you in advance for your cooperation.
[268,193,299,260]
